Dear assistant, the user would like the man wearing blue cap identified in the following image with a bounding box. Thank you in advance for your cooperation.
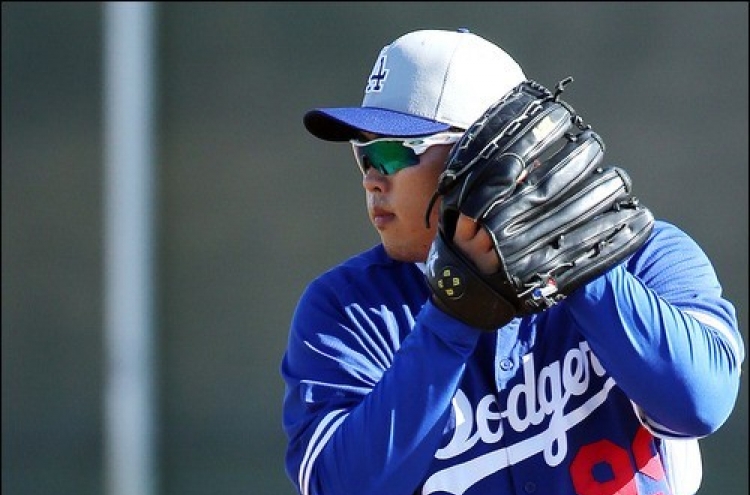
[281,28,744,495]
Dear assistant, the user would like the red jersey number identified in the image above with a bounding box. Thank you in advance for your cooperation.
[570,428,666,495]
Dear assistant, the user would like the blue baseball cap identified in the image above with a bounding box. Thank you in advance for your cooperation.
[303,28,526,141]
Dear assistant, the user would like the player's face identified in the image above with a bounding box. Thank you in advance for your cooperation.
[360,133,451,262]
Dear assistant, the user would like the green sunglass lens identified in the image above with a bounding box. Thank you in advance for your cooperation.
[359,141,419,175]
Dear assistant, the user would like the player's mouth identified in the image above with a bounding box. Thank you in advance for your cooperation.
[370,206,395,229]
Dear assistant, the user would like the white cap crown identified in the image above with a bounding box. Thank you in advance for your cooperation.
[362,29,526,130]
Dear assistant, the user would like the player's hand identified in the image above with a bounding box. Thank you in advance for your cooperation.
[452,214,498,275]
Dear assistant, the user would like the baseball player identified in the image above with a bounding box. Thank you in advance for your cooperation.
[281,28,744,495]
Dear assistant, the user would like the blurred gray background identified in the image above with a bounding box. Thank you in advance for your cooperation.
[2,2,747,494]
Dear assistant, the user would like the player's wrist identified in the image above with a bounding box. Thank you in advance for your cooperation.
[422,297,486,348]
[425,231,517,331]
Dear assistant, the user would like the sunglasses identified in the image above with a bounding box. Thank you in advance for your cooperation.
[350,132,464,176]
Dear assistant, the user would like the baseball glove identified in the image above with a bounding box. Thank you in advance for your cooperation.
[425,78,654,330]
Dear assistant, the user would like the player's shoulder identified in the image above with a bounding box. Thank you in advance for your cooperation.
[627,218,716,282]
[338,243,394,270]
[305,244,407,295]
[650,219,698,243]
[318,243,395,279]
[642,219,706,257]
[293,243,426,324]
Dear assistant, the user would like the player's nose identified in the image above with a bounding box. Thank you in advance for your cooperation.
[363,167,388,192]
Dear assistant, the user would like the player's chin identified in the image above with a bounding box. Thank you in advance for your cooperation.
[381,236,432,263]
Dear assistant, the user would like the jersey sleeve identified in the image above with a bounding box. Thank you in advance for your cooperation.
[564,220,745,438]
[281,273,481,495]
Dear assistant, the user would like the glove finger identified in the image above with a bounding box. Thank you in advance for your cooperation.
[455,154,525,221]
[554,205,654,294]
[442,89,575,221]
[513,204,655,299]
[500,165,633,256]
[500,102,575,166]
[459,102,578,219]
[520,129,604,208]
[482,135,613,254]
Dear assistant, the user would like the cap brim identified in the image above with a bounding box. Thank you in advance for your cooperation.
[303,107,451,142]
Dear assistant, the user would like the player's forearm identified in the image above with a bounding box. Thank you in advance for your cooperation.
[564,264,742,437]
[307,302,481,495]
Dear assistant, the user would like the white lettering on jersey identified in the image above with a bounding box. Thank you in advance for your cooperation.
[424,341,613,495]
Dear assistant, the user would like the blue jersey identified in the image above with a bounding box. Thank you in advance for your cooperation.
[281,220,744,495]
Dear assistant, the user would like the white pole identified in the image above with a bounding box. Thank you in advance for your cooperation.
[103,3,157,495]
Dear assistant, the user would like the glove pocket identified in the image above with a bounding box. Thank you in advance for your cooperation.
[488,164,628,259]
[483,130,605,230]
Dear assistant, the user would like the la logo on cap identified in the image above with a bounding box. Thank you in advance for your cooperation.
[366,47,390,93]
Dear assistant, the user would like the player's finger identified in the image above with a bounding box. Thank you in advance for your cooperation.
[454,215,499,274]
[454,214,480,241]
